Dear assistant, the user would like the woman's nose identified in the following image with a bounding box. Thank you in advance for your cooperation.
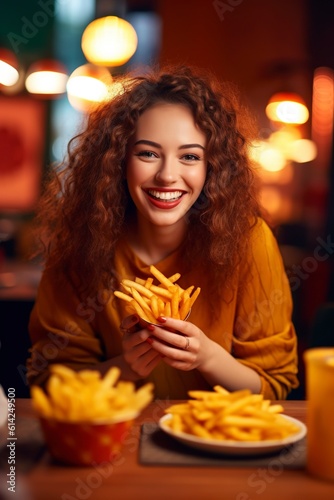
[155,157,178,184]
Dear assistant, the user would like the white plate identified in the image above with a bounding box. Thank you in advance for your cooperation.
[159,414,307,456]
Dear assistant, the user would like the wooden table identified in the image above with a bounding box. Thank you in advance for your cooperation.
[1,400,334,500]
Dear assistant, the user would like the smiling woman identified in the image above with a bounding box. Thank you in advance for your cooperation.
[26,66,299,401]
[125,103,207,256]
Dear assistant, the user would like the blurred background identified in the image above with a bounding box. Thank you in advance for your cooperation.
[0,0,333,397]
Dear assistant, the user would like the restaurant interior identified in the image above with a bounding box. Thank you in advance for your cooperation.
[0,0,334,402]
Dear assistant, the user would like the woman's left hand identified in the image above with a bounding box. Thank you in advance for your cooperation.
[146,316,215,371]
[144,316,262,394]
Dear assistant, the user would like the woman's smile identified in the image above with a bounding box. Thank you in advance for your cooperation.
[143,188,187,209]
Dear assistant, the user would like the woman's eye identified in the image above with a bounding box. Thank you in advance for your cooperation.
[135,151,157,158]
[182,154,200,162]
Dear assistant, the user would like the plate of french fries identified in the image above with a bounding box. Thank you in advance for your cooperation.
[159,386,306,456]
[114,265,200,325]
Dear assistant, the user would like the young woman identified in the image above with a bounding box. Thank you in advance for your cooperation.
[27,66,299,400]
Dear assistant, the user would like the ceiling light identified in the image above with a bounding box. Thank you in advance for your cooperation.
[288,139,317,163]
[25,59,68,97]
[81,16,138,67]
[66,63,113,112]
[0,48,19,87]
[266,92,309,124]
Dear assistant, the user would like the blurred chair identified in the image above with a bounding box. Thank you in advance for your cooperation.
[0,299,34,398]
[308,302,334,348]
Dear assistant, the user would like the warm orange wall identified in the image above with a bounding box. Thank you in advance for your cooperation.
[156,0,311,118]
[157,0,225,76]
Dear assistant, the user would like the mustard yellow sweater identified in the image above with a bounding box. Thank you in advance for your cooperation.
[27,219,298,399]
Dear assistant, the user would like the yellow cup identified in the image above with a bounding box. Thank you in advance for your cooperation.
[304,347,334,481]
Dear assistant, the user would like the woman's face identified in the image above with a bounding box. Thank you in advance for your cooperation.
[126,103,207,229]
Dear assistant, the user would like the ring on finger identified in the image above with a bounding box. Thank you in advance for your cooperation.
[184,336,190,350]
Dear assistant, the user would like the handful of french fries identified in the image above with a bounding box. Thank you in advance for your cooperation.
[114,265,201,324]
[31,365,153,422]
[164,386,300,441]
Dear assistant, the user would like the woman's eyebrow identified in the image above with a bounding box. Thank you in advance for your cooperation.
[134,140,205,150]
[179,144,205,150]
[134,140,161,148]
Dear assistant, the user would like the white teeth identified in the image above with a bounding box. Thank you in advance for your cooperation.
[148,190,183,201]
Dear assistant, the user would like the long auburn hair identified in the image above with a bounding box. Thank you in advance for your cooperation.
[33,65,262,297]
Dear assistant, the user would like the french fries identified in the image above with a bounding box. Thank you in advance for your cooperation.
[114,265,201,323]
[164,386,300,441]
[31,365,153,422]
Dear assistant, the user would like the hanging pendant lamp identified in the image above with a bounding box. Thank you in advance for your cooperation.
[81,16,138,67]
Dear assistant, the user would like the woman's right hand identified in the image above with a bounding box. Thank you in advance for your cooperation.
[120,314,162,378]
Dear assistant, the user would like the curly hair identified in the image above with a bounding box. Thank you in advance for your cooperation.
[33,65,262,298]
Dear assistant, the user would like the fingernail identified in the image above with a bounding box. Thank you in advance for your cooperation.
[157,316,167,323]
[147,324,155,331]
[146,337,153,345]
